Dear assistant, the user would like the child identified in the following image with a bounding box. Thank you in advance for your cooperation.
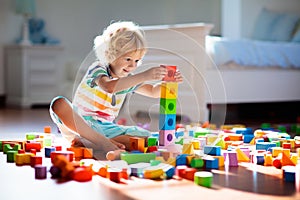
[50,21,182,159]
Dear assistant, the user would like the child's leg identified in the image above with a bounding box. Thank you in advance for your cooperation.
[51,97,124,159]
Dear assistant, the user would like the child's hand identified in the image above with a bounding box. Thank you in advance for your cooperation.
[143,66,167,81]
[174,70,183,83]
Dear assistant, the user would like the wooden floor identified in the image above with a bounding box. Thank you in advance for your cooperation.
[0,107,300,200]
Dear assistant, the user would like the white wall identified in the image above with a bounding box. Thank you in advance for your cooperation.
[0,0,221,96]
[222,0,300,39]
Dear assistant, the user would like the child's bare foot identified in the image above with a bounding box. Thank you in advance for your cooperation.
[106,149,126,161]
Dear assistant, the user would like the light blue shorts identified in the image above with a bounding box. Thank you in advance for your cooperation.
[83,116,152,139]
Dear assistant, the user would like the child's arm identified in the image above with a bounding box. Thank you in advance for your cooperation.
[95,66,167,93]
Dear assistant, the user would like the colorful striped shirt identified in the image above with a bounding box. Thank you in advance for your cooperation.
[73,62,137,122]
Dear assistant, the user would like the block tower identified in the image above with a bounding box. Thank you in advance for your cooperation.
[159,65,178,146]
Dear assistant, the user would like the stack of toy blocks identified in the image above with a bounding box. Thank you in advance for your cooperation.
[159,65,178,146]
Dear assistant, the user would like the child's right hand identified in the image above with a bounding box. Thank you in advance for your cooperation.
[142,66,167,81]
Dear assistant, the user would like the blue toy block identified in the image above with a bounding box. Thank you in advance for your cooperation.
[159,114,176,130]
[204,146,221,156]
[283,167,296,182]
[243,134,254,143]
[165,166,175,179]
[176,154,188,166]
[236,128,253,135]
[175,131,184,138]
[255,142,276,151]
[160,98,177,114]
[45,147,56,158]
[204,157,219,169]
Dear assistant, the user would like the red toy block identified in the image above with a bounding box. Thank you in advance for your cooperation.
[161,65,177,82]
[30,156,43,167]
[107,169,122,183]
[25,142,41,152]
[147,146,158,153]
[184,168,197,181]
[72,166,93,182]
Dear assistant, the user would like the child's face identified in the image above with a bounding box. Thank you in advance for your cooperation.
[110,50,145,78]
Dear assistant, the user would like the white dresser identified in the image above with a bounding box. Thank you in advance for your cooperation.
[4,45,64,107]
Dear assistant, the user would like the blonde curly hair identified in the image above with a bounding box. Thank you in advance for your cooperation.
[94,21,147,66]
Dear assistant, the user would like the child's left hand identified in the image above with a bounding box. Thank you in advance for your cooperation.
[174,70,183,83]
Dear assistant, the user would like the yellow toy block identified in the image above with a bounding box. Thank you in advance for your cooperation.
[15,153,34,166]
[290,153,298,165]
[160,82,178,99]
[272,147,283,157]
[156,156,176,166]
[264,154,273,166]
[143,166,164,179]
[236,148,250,162]
[213,155,224,167]
[182,143,194,154]
[191,140,200,150]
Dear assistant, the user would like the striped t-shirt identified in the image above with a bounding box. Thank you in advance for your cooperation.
[73,62,137,122]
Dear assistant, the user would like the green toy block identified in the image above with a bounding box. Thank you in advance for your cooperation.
[191,158,204,168]
[194,171,213,188]
[7,151,18,163]
[148,137,158,147]
[3,144,21,154]
[160,98,177,114]
[121,153,156,164]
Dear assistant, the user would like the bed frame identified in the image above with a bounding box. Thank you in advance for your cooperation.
[124,23,300,124]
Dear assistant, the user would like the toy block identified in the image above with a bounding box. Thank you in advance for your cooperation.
[15,153,34,166]
[120,168,129,180]
[191,140,200,150]
[159,114,176,130]
[256,142,276,151]
[159,130,175,146]
[224,151,238,167]
[150,159,161,166]
[182,143,194,154]
[3,143,21,154]
[236,148,250,162]
[107,169,122,183]
[98,166,108,178]
[52,155,75,178]
[129,162,150,177]
[129,137,145,153]
[148,137,159,147]
[6,151,18,163]
[67,147,83,159]
[25,142,41,152]
[282,151,295,166]
[204,146,221,156]
[184,168,197,181]
[44,126,51,133]
[283,149,291,158]
[204,156,219,169]
[283,166,296,182]
[35,165,47,179]
[186,155,195,166]
[161,65,177,82]
[213,156,225,167]
[176,154,188,166]
[50,151,74,164]
[160,82,178,99]
[227,134,243,141]
[146,146,158,153]
[272,147,283,157]
[190,157,204,169]
[120,152,156,164]
[30,156,43,167]
[50,166,61,178]
[255,154,265,165]
[72,166,93,182]
[282,143,291,149]
[156,156,176,166]
[143,166,164,180]
[194,171,213,188]
[264,154,273,166]
[175,165,188,178]
[83,148,93,159]
[273,158,282,169]
[2,141,25,151]
[160,98,177,115]
[45,147,56,158]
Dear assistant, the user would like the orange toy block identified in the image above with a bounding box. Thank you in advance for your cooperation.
[282,151,295,166]
[107,169,122,183]
[52,155,75,178]
[264,154,273,166]
[129,137,145,153]
[83,148,93,159]
[50,151,74,163]
[67,147,93,160]
[213,156,225,167]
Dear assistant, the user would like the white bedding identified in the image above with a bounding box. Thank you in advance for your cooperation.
[206,36,300,68]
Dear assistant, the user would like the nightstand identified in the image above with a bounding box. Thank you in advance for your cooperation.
[4,45,64,107]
